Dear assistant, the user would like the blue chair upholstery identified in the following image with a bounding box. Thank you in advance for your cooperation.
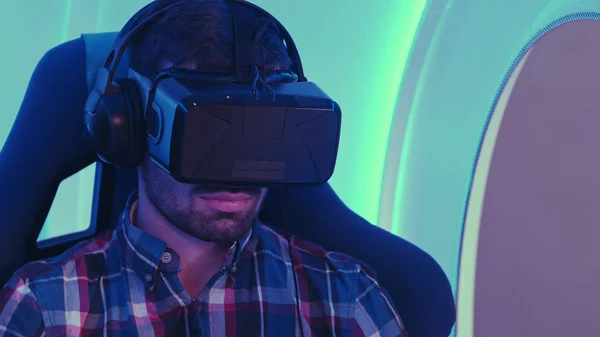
[0,35,456,337]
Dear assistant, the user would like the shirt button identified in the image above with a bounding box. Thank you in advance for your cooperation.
[161,252,172,264]
[144,273,153,282]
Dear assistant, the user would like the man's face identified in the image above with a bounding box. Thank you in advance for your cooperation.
[133,61,266,243]
[139,157,267,243]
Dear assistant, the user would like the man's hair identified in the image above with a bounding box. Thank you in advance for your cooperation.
[126,0,293,78]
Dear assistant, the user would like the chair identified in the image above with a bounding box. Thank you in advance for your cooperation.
[0,34,456,337]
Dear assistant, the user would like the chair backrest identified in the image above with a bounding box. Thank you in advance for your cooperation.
[0,33,456,337]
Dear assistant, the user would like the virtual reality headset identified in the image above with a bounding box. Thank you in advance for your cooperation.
[141,67,341,186]
[84,0,342,186]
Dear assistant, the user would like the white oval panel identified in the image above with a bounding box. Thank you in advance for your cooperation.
[458,19,600,337]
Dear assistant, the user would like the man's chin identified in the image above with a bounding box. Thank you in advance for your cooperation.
[177,216,254,243]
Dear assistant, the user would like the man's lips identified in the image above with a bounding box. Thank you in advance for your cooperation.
[196,191,256,213]
[198,191,254,201]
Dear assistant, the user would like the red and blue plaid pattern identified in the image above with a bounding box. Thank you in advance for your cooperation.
[0,195,406,336]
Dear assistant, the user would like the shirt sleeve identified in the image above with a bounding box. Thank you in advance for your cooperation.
[0,276,46,337]
[352,264,408,337]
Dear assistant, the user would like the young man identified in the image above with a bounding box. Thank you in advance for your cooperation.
[0,1,406,336]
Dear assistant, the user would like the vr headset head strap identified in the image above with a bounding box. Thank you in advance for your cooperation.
[227,0,306,83]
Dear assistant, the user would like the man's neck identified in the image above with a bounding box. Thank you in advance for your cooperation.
[132,193,230,294]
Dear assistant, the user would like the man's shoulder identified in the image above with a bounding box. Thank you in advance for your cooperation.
[9,229,115,285]
[258,224,377,279]
[257,224,404,336]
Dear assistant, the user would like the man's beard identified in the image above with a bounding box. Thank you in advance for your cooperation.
[140,160,263,243]
[160,201,260,243]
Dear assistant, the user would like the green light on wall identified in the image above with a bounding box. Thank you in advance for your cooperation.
[355,0,428,227]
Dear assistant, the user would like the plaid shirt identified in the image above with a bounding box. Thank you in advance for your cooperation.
[0,193,406,337]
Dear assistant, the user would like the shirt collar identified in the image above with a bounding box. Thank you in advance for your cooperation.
[116,190,256,289]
